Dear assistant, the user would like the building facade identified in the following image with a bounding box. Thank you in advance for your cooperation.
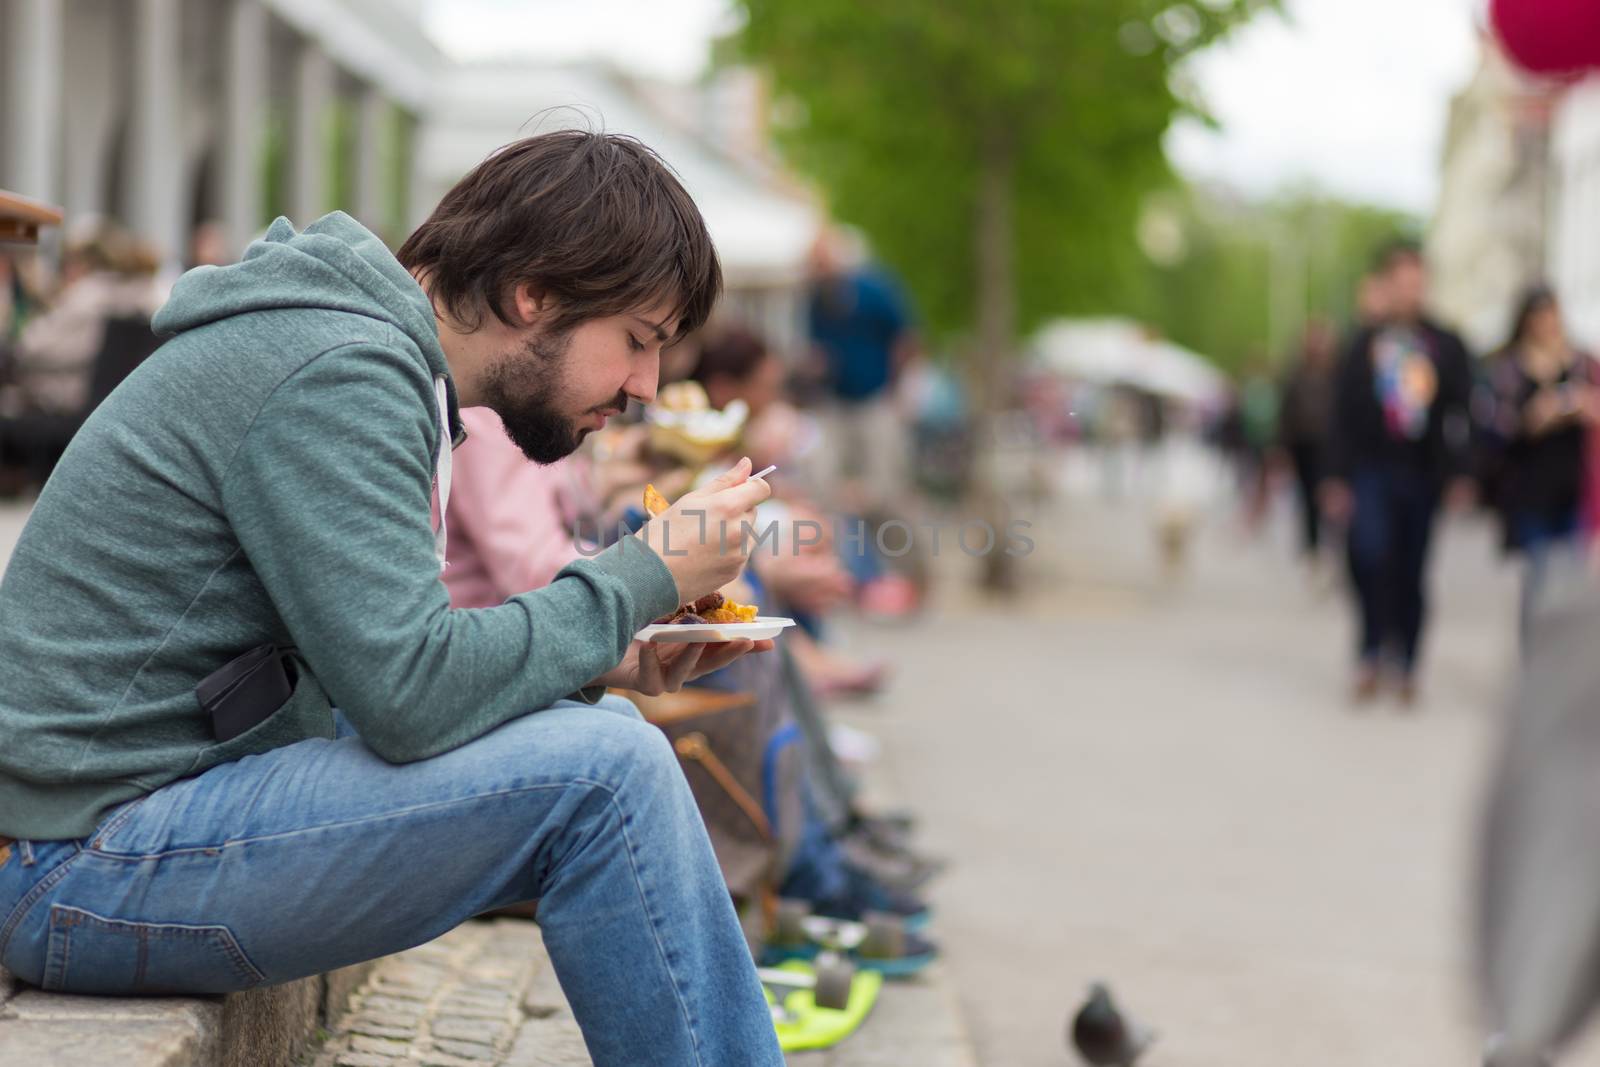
[0,0,440,264]
[1428,37,1556,354]
[1548,75,1600,349]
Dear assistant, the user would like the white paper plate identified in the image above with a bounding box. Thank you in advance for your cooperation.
[636,616,796,643]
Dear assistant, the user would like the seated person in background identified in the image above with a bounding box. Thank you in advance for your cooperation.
[443,405,591,606]
[0,131,785,1067]
[692,326,890,697]
[444,396,942,942]
[12,224,165,416]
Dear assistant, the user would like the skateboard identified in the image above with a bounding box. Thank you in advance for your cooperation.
[760,956,882,1052]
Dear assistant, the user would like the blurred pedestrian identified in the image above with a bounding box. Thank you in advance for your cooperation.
[1278,318,1339,575]
[805,229,917,514]
[1481,286,1599,642]
[1237,358,1279,534]
[1322,241,1475,704]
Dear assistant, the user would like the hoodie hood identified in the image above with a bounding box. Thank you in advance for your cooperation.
[153,212,463,565]
[154,212,452,395]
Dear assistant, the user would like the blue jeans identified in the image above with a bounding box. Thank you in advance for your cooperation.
[779,789,852,904]
[0,696,782,1067]
[1514,508,1582,645]
[1348,467,1440,672]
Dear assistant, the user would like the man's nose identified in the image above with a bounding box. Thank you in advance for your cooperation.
[627,355,659,406]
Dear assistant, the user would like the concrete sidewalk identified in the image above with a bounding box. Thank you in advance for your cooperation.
[826,482,1600,1067]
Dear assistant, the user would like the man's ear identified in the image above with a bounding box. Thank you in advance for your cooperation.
[510,283,548,327]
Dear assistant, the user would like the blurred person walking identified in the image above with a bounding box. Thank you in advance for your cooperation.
[1322,242,1475,704]
[1236,359,1280,535]
[805,230,917,513]
[1481,286,1600,643]
[1278,319,1340,577]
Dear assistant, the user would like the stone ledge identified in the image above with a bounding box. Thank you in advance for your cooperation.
[0,932,982,1066]
[0,962,379,1067]
[0,1016,217,1066]
[323,962,377,1030]
[2,988,221,1024]
[222,978,321,1067]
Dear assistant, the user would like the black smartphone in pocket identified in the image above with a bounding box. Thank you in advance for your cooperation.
[195,644,296,742]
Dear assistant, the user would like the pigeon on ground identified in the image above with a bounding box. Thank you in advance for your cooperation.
[1069,982,1156,1067]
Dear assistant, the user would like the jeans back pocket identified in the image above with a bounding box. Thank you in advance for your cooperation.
[42,904,267,995]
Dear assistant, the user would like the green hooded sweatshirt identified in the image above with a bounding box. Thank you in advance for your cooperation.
[0,213,680,840]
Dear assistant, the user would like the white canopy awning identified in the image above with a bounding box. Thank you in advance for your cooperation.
[1031,318,1227,403]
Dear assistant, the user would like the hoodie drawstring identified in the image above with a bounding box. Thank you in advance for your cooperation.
[433,376,452,571]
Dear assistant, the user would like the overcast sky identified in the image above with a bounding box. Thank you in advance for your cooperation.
[424,0,1485,216]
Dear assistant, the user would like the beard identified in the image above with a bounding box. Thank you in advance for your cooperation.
[480,327,623,464]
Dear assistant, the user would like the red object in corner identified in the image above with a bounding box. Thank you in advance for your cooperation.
[1491,0,1600,75]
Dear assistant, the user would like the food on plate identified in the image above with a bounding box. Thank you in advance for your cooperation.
[651,590,760,628]
[642,483,762,626]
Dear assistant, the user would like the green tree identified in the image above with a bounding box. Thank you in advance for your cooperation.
[734,0,1275,588]
[1132,186,1417,377]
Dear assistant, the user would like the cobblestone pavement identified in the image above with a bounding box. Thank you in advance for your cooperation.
[303,920,589,1067]
[303,918,975,1067]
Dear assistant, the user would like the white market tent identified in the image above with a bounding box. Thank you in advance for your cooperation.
[1030,317,1228,404]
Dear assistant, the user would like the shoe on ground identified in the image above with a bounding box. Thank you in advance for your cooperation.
[806,863,932,930]
[1352,663,1380,706]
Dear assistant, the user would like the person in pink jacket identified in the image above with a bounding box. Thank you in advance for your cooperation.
[443,406,589,608]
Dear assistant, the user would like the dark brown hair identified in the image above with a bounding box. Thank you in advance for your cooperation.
[691,324,771,385]
[1509,284,1558,347]
[398,129,721,342]
[1373,237,1423,275]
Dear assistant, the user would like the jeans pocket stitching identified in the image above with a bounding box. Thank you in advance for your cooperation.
[45,904,267,992]
[88,795,153,852]
[0,847,82,962]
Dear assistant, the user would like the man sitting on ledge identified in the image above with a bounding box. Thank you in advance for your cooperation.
[0,131,785,1066]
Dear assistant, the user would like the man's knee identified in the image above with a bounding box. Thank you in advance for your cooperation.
[577,707,680,795]
[446,699,672,798]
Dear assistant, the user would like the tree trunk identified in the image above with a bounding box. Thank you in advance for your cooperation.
[968,131,1019,592]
